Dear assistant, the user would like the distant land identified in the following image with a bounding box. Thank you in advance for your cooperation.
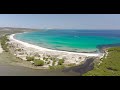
[0,27,38,31]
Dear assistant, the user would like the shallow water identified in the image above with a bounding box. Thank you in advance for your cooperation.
[15,29,120,52]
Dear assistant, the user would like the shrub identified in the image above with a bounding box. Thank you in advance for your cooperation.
[43,57,48,61]
[17,49,21,51]
[58,59,64,65]
[108,47,120,52]
[43,57,46,60]
[52,57,56,61]
[47,61,50,64]
[45,58,48,61]
[2,44,9,52]
[33,59,44,66]
[49,65,65,70]
[49,57,53,60]
[49,66,55,69]
[52,61,55,66]
[26,56,34,61]
[83,47,120,76]
[52,58,57,66]
[47,55,50,58]
[1,35,9,52]
[68,63,76,67]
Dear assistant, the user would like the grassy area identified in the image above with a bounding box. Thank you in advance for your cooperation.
[58,59,64,65]
[49,65,65,70]
[83,47,120,76]
[0,35,9,52]
[52,60,56,66]
[26,56,34,61]
[67,63,76,67]
[33,59,44,66]
[49,59,65,70]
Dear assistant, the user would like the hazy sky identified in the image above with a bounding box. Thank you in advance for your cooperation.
[0,14,120,29]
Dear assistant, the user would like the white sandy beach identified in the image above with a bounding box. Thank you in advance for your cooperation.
[9,34,100,57]
[7,33,103,67]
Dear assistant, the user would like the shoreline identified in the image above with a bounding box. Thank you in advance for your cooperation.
[10,34,100,57]
[7,33,103,69]
[1,28,120,75]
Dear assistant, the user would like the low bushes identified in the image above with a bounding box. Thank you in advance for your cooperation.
[58,59,64,65]
[47,61,50,64]
[49,65,65,70]
[0,35,9,52]
[67,63,76,67]
[84,47,120,76]
[26,56,44,66]
[33,59,44,66]
[26,56,34,61]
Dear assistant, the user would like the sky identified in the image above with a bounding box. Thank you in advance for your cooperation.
[0,14,120,29]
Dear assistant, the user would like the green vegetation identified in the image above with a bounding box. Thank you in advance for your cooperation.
[49,59,65,69]
[108,47,120,52]
[0,35,9,52]
[52,58,57,66]
[16,48,21,51]
[83,47,120,76]
[49,65,65,70]
[43,57,46,60]
[26,56,34,61]
[58,59,64,65]
[52,57,56,61]
[33,59,44,66]
[67,63,76,67]
[52,60,56,66]
[47,61,50,64]
[43,57,48,61]
[49,56,54,60]
[45,58,48,61]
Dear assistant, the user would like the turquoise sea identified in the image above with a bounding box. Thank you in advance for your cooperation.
[14,29,120,52]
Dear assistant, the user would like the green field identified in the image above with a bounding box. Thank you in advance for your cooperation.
[83,47,120,76]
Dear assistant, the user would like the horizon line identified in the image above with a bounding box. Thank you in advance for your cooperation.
[0,27,120,30]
